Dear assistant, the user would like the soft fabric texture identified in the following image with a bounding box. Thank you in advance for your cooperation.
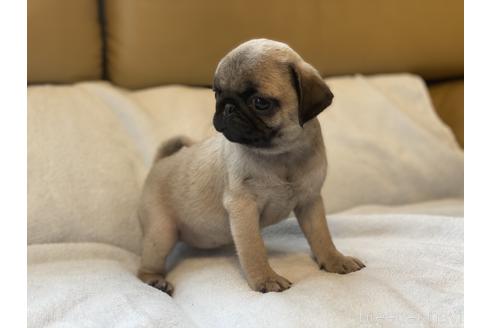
[27,85,148,254]
[339,198,464,217]
[318,75,463,212]
[27,74,463,253]
[28,201,463,328]
[28,74,464,327]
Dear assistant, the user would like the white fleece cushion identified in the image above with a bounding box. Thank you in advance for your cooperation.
[27,74,463,251]
[131,74,464,213]
[318,75,463,212]
[28,208,463,328]
[27,83,150,253]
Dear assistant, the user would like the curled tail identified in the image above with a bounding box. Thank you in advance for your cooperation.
[153,136,193,163]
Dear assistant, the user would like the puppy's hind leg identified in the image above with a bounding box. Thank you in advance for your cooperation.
[138,209,178,296]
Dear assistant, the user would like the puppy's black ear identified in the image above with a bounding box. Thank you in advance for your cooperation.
[289,62,334,126]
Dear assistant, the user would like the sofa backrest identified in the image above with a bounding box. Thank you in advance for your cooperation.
[28,0,103,83]
[28,0,463,89]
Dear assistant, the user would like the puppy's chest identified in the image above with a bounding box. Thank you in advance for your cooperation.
[247,170,321,226]
[253,177,297,205]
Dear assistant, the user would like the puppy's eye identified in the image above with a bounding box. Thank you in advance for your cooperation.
[252,97,271,110]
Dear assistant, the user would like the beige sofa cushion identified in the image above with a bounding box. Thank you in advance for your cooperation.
[28,0,103,83]
[27,74,463,252]
[27,83,148,253]
[104,0,463,89]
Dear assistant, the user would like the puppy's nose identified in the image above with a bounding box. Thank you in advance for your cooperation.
[224,103,236,116]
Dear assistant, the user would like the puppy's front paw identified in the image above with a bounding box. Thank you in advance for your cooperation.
[251,272,292,293]
[318,253,365,274]
[138,271,174,295]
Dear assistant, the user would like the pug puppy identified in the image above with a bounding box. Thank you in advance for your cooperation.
[138,39,365,295]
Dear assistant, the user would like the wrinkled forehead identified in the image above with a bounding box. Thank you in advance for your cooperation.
[214,44,298,96]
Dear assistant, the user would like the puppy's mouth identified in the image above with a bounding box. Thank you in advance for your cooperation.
[213,112,276,148]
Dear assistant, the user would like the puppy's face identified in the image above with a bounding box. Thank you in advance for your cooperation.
[213,39,333,150]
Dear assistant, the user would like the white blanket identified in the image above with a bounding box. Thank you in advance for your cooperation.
[28,200,463,328]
